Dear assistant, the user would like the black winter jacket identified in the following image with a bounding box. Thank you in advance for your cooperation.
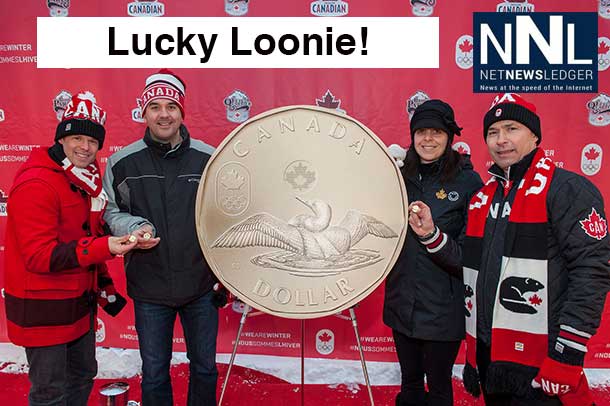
[478,148,610,365]
[383,156,483,341]
[103,125,217,306]
[439,148,610,366]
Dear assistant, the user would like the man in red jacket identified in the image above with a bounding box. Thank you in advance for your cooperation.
[3,91,137,406]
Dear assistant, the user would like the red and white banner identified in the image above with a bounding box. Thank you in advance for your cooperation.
[1,0,609,368]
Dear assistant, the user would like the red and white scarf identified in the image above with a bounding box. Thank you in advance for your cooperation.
[49,144,108,236]
[462,148,556,395]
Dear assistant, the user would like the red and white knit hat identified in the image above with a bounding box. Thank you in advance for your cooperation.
[55,91,107,148]
[483,93,541,145]
[141,69,186,117]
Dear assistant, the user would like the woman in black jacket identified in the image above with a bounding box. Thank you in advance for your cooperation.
[383,99,483,406]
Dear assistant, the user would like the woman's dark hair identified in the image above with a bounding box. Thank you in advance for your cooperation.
[403,142,464,184]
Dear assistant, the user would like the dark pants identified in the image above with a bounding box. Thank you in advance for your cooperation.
[25,328,97,406]
[476,339,562,406]
[393,330,461,406]
[135,291,219,406]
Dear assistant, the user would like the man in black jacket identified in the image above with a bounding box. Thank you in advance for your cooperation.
[103,70,219,406]
[414,93,610,406]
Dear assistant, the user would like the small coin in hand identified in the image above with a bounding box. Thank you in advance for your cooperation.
[411,205,421,214]
[143,232,152,240]
[128,235,137,243]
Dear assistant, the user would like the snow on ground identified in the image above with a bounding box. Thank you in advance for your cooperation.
[2,343,610,388]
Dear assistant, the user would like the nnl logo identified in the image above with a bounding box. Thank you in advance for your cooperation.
[474,13,597,93]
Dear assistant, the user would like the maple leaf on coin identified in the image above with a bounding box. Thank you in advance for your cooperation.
[459,39,474,53]
[285,163,316,191]
[220,169,245,190]
[585,147,600,161]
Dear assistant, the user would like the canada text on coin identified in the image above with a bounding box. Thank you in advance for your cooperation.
[195,105,408,318]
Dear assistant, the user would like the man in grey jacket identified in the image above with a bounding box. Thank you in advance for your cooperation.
[103,70,219,406]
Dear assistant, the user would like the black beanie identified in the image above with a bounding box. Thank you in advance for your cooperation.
[483,93,541,145]
[55,91,106,148]
[410,99,463,140]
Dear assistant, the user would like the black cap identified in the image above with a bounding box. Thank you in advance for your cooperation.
[55,119,106,148]
[410,99,463,139]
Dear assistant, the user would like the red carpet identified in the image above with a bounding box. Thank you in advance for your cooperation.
[1,363,609,405]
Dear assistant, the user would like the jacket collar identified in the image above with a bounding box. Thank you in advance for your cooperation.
[144,124,191,158]
[488,147,538,184]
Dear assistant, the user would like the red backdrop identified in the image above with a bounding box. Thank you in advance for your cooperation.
[1,0,609,368]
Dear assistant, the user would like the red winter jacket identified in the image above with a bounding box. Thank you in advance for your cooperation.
[4,148,114,347]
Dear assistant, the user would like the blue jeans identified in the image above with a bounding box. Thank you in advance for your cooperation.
[25,328,97,406]
[134,291,219,406]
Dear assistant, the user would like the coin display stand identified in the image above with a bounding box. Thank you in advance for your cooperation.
[219,302,375,406]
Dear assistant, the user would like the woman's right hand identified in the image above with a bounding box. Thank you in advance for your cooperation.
[408,201,436,237]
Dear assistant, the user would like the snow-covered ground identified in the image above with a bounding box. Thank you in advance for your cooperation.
[2,343,610,388]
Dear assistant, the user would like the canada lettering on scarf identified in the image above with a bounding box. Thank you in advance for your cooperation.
[108,26,364,64]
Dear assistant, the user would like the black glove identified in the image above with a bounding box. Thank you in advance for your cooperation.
[98,285,127,317]
[211,283,230,309]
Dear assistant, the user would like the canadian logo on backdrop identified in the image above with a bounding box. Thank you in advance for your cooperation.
[131,98,145,123]
[225,0,250,16]
[600,0,610,20]
[53,90,72,121]
[453,141,471,155]
[310,0,348,17]
[496,0,534,13]
[224,90,252,123]
[316,329,335,355]
[127,0,165,17]
[587,93,610,126]
[474,12,598,93]
[581,143,603,176]
[406,90,430,120]
[599,37,610,72]
[580,207,608,240]
[96,318,106,343]
[0,189,8,216]
[47,0,70,17]
[316,90,346,114]
[410,0,436,17]
[456,35,474,69]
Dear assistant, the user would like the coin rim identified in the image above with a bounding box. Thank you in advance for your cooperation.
[195,105,409,319]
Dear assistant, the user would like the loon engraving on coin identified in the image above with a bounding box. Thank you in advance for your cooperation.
[212,197,398,276]
[196,105,408,318]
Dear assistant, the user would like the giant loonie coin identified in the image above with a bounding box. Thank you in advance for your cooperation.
[196,106,408,318]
